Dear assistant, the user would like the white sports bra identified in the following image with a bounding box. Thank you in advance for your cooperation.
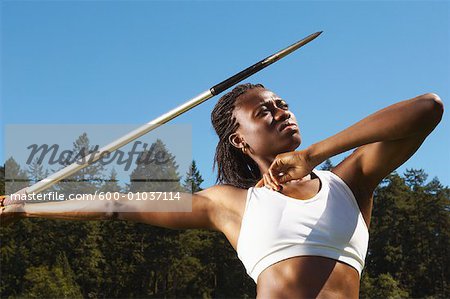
[236,169,369,283]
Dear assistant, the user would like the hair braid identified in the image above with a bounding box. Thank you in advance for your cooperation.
[211,83,264,189]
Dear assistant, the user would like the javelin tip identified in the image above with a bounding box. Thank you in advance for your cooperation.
[310,31,323,39]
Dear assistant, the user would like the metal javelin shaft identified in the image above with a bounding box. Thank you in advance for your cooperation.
[16,31,323,197]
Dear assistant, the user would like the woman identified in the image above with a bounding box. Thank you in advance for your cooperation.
[1,83,444,298]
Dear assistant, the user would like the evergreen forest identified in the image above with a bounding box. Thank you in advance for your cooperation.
[1,135,448,298]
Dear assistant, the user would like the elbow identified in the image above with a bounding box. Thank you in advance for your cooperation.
[428,92,444,116]
[419,93,444,126]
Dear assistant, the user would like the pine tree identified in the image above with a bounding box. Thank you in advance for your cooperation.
[128,139,182,193]
[4,157,29,194]
[177,159,255,298]
[0,165,35,299]
[3,149,448,298]
[404,168,428,191]
[362,169,450,298]
[370,273,409,298]
[20,252,83,298]
[56,133,105,197]
[39,133,106,298]
[124,139,184,297]
[366,172,409,276]
[182,160,204,193]
[27,158,49,184]
[0,160,32,298]
[100,168,122,193]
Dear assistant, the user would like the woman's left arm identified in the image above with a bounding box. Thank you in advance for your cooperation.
[310,93,443,192]
[262,93,444,195]
[261,93,443,226]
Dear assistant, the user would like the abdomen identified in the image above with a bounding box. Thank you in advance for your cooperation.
[256,256,360,299]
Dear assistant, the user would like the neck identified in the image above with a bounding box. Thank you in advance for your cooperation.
[251,152,314,182]
[252,155,276,176]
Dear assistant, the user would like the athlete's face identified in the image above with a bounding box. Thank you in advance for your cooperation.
[229,87,301,158]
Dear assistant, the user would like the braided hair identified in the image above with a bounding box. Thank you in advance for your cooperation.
[211,83,264,189]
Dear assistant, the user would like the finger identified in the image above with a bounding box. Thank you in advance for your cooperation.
[263,173,269,188]
[266,171,281,191]
[256,178,264,188]
[268,168,281,186]
[264,173,279,191]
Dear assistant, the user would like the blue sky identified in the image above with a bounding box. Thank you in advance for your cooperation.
[1,1,449,189]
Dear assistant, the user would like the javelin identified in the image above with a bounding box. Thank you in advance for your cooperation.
[3,31,322,204]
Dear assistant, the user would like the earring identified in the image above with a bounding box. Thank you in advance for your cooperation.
[242,144,248,154]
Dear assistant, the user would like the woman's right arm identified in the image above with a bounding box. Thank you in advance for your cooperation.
[0,189,225,231]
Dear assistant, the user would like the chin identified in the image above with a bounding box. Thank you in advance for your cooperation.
[279,137,301,153]
[289,134,302,149]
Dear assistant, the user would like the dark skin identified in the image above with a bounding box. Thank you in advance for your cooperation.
[1,87,444,298]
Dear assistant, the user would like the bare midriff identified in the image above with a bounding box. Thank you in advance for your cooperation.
[256,256,360,299]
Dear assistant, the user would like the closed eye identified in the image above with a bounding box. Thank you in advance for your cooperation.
[258,106,270,116]
[277,101,289,109]
[256,100,289,117]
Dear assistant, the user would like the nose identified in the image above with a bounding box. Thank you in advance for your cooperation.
[274,107,291,121]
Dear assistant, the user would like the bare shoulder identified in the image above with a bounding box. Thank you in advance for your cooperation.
[196,184,249,233]
[196,184,249,216]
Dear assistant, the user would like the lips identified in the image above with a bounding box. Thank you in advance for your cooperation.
[278,121,297,132]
